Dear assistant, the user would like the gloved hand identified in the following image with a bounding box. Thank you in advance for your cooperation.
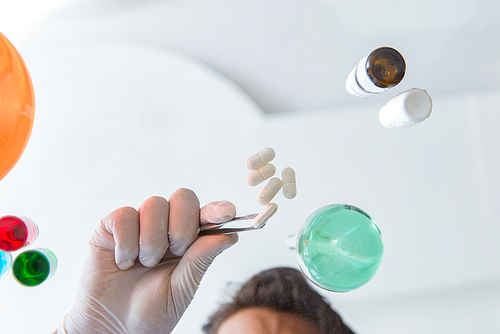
[61,188,238,334]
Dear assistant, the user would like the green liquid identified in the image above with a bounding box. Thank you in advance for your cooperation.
[13,250,50,286]
[297,205,384,292]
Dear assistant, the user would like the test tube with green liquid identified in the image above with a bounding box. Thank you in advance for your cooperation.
[13,248,57,287]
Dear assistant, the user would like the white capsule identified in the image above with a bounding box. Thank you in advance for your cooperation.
[252,203,278,228]
[257,177,282,205]
[281,167,297,199]
[246,163,276,186]
[246,147,276,170]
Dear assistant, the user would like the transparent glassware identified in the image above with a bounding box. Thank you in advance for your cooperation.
[296,204,384,292]
[13,248,57,287]
[0,32,35,182]
[0,215,39,252]
[0,250,13,280]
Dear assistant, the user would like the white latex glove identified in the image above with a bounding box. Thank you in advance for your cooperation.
[61,188,238,334]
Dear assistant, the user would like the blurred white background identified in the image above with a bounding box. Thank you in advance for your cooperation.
[0,0,499,333]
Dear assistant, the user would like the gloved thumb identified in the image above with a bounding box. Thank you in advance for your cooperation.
[169,200,238,316]
[170,233,238,316]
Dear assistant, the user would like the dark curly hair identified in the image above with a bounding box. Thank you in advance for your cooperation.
[202,267,355,334]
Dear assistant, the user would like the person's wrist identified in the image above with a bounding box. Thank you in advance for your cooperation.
[56,314,68,334]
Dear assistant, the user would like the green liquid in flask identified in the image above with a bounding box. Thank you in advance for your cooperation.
[297,205,384,292]
[13,248,57,287]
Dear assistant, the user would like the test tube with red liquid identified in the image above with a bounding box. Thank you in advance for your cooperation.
[0,216,39,252]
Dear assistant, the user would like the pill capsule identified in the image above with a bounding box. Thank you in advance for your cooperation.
[246,147,276,170]
[281,167,297,199]
[257,177,282,205]
[246,163,276,186]
[253,203,278,229]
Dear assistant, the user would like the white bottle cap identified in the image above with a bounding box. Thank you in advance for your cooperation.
[379,88,433,128]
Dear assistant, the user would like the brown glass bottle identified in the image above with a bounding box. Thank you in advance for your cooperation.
[346,46,406,97]
[366,47,406,88]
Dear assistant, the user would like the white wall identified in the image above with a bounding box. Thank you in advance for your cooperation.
[0,0,66,44]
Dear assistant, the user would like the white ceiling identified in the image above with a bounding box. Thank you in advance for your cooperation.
[24,0,500,113]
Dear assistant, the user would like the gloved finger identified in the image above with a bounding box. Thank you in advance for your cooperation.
[170,233,238,310]
[200,200,236,224]
[137,196,170,267]
[99,206,140,270]
[167,188,200,256]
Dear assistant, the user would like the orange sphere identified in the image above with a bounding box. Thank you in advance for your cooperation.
[0,32,35,181]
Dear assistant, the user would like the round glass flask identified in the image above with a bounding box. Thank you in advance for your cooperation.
[0,32,35,182]
[296,204,384,292]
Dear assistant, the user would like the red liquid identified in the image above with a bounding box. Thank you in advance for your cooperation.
[0,216,28,251]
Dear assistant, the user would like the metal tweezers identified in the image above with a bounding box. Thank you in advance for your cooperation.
[199,213,261,236]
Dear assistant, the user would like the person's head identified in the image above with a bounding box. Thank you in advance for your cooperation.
[203,267,354,334]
